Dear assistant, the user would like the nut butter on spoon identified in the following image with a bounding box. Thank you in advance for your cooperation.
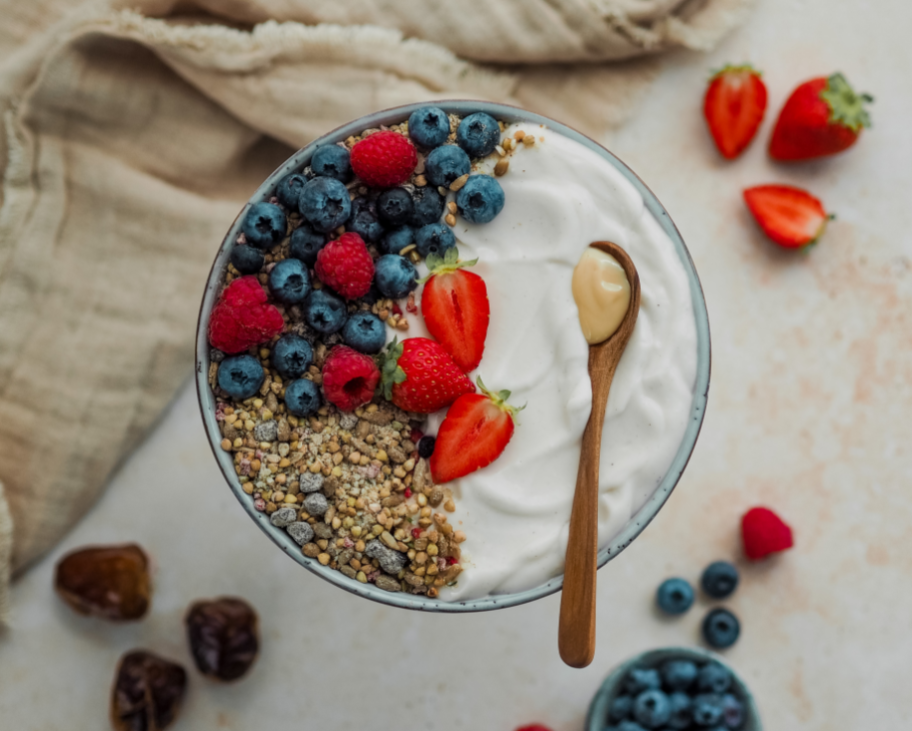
[558,242,640,668]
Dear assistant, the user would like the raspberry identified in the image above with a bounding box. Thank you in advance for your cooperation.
[515,726,554,731]
[741,506,794,560]
[208,276,284,354]
[321,345,380,412]
[350,131,417,188]
[315,232,375,299]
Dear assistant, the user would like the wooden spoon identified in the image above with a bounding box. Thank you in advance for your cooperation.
[558,241,641,669]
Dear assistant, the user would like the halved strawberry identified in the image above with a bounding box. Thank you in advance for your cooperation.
[704,64,768,160]
[743,185,831,248]
[420,248,489,373]
[379,337,474,414]
[430,378,523,484]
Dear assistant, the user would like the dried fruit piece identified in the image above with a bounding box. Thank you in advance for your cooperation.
[185,597,259,681]
[111,650,187,731]
[54,543,151,621]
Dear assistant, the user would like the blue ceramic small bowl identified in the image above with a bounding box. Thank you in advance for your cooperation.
[195,101,711,613]
[586,647,762,730]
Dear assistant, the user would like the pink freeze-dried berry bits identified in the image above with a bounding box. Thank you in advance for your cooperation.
[350,130,417,188]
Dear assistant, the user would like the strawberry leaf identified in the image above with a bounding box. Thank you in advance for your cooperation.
[378,337,406,400]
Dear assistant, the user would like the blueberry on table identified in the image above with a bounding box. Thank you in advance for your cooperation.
[311,144,352,183]
[374,254,418,299]
[284,378,321,417]
[408,106,451,149]
[660,659,698,691]
[656,577,694,615]
[342,311,387,354]
[242,202,286,249]
[299,177,351,233]
[456,112,500,158]
[691,693,724,727]
[303,289,347,334]
[623,668,662,695]
[276,173,309,209]
[702,608,741,649]
[229,244,265,275]
[415,222,456,258]
[347,196,385,244]
[667,692,692,729]
[701,561,739,599]
[425,144,471,187]
[633,689,671,728]
[378,187,415,226]
[410,186,446,226]
[268,258,311,304]
[697,662,733,693]
[289,224,327,266]
[217,355,264,399]
[382,225,415,255]
[271,334,313,379]
[417,436,436,459]
[456,174,505,224]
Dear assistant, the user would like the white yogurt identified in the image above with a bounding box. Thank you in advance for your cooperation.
[410,123,698,601]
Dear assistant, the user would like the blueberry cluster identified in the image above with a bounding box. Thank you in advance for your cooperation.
[655,562,741,649]
[606,660,745,730]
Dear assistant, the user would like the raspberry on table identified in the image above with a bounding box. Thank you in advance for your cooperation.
[350,130,417,188]
[315,232,375,299]
[741,506,794,560]
[321,345,381,412]
[208,276,284,354]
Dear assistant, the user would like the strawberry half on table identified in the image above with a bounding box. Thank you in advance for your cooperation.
[420,247,490,373]
[430,378,523,484]
[379,337,474,414]
[743,184,831,249]
[769,72,873,161]
[703,64,768,159]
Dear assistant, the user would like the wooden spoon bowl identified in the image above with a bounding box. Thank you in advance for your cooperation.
[558,241,641,668]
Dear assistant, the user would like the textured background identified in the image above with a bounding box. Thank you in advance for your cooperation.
[1,0,910,728]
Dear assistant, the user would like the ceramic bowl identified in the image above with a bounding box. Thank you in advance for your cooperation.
[586,647,762,730]
[195,101,711,612]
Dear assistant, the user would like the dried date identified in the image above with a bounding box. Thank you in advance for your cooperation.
[111,650,187,731]
[185,597,259,681]
[54,543,151,621]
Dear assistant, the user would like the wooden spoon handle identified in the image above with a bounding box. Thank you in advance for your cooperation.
[558,353,614,668]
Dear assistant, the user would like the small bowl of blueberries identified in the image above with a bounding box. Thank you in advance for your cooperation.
[586,647,762,731]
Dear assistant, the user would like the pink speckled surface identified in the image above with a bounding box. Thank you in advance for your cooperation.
[2,0,911,728]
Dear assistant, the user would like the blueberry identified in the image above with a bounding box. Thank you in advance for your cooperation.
[425,145,471,188]
[409,187,446,226]
[271,334,313,379]
[347,196,385,244]
[656,578,694,615]
[697,662,732,694]
[633,690,671,729]
[720,694,744,729]
[623,668,662,696]
[417,436,435,459]
[702,609,741,649]
[342,312,387,354]
[276,173,309,209]
[217,355,264,400]
[289,224,327,267]
[408,106,450,149]
[284,378,321,417]
[691,694,724,727]
[456,174,505,224]
[229,245,264,275]
[381,226,415,255]
[299,177,351,233]
[374,255,418,299]
[268,258,311,304]
[609,695,634,722]
[660,659,698,691]
[311,144,352,183]
[415,223,456,258]
[242,202,286,249]
[377,188,415,227]
[303,289,347,334]
[666,692,692,729]
[701,561,739,599]
[456,112,500,158]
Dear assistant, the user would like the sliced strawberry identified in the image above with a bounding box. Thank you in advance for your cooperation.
[379,337,474,414]
[430,378,523,483]
[703,64,768,159]
[420,248,489,373]
[743,185,831,248]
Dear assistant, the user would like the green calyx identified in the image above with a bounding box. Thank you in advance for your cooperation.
[477,376,525,421]
[378,337,406,400]
[416,246,478,285]
[821,73,873,132]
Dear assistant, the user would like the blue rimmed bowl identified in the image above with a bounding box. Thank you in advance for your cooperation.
[587,647,762,730]
[195,101,711,613]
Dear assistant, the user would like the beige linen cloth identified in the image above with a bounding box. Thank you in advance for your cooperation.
[0,0,751,621]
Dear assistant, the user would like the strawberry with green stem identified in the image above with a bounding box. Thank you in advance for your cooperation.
[379,337,474,414]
